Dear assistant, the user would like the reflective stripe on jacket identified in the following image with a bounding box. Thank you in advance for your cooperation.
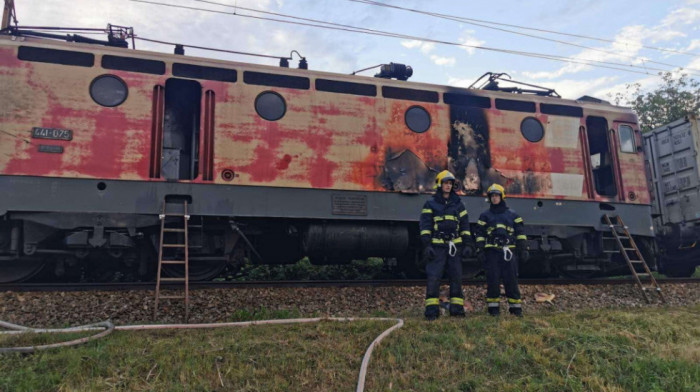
[419,192,470,246]
[474,206,525,249]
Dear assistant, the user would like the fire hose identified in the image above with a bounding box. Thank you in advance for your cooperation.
[0,317,404,392]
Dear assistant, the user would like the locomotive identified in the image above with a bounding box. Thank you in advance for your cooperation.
[0,28,660,282]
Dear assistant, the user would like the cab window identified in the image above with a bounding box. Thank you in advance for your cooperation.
[618,124,636,153]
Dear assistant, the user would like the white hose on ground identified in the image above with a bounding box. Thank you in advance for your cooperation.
[0,320,114,354]
[0,317,403,392]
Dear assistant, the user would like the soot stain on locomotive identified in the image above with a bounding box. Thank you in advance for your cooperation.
[374,102,542,196]
[380,148,437,192]
[446,105,512,195]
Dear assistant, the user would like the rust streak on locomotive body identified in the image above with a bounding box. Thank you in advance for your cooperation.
[0,35,651,202]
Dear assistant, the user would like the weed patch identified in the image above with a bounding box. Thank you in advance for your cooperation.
[0,306,698,391]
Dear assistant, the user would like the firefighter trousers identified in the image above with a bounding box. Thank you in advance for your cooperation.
[484,248,522,314]
[425,246,464,302]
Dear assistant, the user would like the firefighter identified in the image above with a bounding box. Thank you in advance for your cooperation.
[474,184,529,317]
[419,170,474,320]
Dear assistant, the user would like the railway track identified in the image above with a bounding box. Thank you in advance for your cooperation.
[2,277,699,292]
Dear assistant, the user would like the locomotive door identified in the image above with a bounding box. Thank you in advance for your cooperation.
[584,116,618,198]
[150,78,202,180]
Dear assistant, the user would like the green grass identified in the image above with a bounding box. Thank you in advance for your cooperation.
[1,306,699,392]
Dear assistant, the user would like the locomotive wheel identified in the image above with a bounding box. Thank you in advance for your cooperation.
[0,258,46,283]
[663,264,696,278]
[162,259,228,281]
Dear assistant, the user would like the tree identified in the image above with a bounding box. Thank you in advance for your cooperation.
[611,71,700,132]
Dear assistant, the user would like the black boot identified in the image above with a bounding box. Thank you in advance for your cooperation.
[509,307,523,317]
[488,306,500,317]
[449,303,466,317]
[425,305,440,321]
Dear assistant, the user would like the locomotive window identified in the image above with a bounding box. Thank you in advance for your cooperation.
[90,75,128,107]
[255,91,286,121]
[520,117,544,142]
[443,93,491,108]
[495,98,536,113]
[405,106,431,133]
[382,86,439,103]
[244,71,310,90]
[18,46,94,67]
[102,55,165,75]
[618,124,636,153]
[173,63,237,83]
[315,79,377,96]
[541,103,583,117]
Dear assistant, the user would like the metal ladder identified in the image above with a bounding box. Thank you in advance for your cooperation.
[603,214,665,304]
[154,200,190,321]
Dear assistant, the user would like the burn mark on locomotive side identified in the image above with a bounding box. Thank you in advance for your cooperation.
[446,104,500,194]
[380,148,437,192]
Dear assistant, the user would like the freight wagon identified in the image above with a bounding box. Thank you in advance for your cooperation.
[644,114,700,277]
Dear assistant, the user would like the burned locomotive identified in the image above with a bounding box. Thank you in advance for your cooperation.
[0,31,655,282]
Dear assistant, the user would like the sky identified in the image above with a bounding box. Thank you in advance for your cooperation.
[11,0,700,101]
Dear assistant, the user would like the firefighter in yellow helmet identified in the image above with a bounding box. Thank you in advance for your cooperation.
[474,184,529,317]
[418,170,474,320]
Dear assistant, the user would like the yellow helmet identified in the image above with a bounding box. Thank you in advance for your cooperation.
[434,170,456,189]
[487,183,506,199]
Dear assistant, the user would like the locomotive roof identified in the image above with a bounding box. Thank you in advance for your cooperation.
[0,34,636,117]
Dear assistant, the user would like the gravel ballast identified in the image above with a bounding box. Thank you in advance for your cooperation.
[1,283,699,327]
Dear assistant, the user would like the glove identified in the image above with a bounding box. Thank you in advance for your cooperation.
[422,245,436,261]
[461,244,474,258]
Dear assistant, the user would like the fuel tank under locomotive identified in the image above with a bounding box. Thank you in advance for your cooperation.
[302,222,410,264]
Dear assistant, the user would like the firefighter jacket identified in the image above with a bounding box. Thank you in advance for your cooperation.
[419,192,471,247]
[475,202,526,249]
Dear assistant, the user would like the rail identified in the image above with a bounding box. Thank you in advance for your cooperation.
[1,277,698,292]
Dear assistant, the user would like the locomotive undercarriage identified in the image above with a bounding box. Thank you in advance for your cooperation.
[0,212,656,282]
[655,223,700,277]
[0,176,657,282]
[0,213,236,283]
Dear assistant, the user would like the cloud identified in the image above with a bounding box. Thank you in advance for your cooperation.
[458,30,485,55]
[685,39,700,52]
[430,55,456,66]
[540,76,619,99]
[446,76,478,88]
[592,75,659,102]
[401,35,460,67]
[592,54,700,103]
[660,6,700,26]
[401,40,435,54]
[520,3,700,81]
[444,74,620,98]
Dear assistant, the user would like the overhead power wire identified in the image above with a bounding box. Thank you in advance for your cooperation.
[350,0,699,58]
[129,0,697,77]
[188,0,698,76]
[350,0,700,73]
[14,26,107,31]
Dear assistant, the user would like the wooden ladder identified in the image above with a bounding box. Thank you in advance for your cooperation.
[154,200,190,321]
[603,214,665,304]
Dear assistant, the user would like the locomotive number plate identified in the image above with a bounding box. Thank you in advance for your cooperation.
[331,194,368,216]
[31,127,72,141]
